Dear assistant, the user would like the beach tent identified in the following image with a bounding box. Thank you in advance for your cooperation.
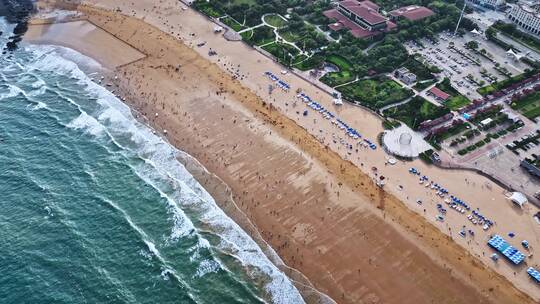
[510,192,528,207]
[470,29,480,35]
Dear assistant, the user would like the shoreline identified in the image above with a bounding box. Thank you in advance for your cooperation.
[23,17,328,300]
[175,148,336,304]
[16,40,314,303]
[25,1,540,303]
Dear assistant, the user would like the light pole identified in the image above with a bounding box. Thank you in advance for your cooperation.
[454,0,467,36]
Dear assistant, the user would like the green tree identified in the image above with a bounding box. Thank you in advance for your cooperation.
[465,40,479,49]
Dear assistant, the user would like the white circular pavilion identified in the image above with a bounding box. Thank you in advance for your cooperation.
[382,125,432,158]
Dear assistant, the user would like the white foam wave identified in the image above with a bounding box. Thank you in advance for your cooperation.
[33,9,82,21]
[194,259,221,278]
[32,101,48,110]
[0,84,25,100]
[25,45,102,80]
[29,44,305,304]
[100,196,193,294]
[31,78,46,89]
[67,111,106,137]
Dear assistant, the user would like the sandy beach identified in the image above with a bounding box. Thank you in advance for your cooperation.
[25,1,540,303]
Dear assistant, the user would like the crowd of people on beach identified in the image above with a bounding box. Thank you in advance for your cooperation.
[409,167,495,233]
[264,71,378,155]
[264,67,508,247]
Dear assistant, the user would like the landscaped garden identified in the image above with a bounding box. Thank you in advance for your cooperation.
[383,96,450,129]
[445,95,471,110]
[319,55,356,87]
[264,14,288,28]
[511,91,540,120]
[242,26,276,46]
[401,56,439,82]
[261,42,300,66]
[476,69,539,96]
[194,0,478,82]
[337,77,414,110]
[294,54,324,70]
[436,78,471,110]
[319,71,355,87]
[279,30,301,43]
[221,16,245,32]
[325,55,353,71]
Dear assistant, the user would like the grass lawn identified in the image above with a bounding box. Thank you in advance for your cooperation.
[264,14,288,28]
[524,107,540,120]
[292,54,308,65]
[221,16,245,32]
[445,95,471,110]
[320,71,356,87]
[477,72,528,96]
[279,30,300,43]
[193,1,222,18]
[384,96,450,129]
[436,78,470,110]
[325,54,353,71]
[261,42,299,66]
[243,26,275,46]
[511,91,540,120]
[240,29,253,40]
[338,78,413,109]
[294,54,324,71]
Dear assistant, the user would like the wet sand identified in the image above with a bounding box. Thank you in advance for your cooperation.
[25,1,540,303]
[25,19,145,68]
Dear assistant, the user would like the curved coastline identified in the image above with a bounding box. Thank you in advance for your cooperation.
[16,41,310,303]
[24,1,540,304]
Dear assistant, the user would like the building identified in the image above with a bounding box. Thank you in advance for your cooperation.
[428,87,451,101]
[336,0,386,31]
[468,0,506,10]
[389,5,435,21]
[394,67,417,85]
[507,4,540,36]
[323,0,396,39]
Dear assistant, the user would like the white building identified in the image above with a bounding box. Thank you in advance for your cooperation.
[507,4,540,36]
[394,67,417,85]
[469,0,506,10]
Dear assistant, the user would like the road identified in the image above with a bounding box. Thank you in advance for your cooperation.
[495,32,540,62]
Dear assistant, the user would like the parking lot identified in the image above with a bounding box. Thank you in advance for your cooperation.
[458,126,540,198]
[405,31,531,100]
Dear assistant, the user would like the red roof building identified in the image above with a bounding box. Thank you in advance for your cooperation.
[323,0,396,39]
[428,87,451,101]
[389,5,435,21]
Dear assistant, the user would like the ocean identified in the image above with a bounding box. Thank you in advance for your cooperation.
[0,17,304,304]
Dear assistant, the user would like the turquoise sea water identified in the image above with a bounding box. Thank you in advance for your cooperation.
[0,18,303,304]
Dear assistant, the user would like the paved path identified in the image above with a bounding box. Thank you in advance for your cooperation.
[259,13,304,54]
[237,23,264,34]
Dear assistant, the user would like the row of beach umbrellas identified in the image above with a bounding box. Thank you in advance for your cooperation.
[408,167,493,230]
[264,71,290,91]
[297,91,377,150]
